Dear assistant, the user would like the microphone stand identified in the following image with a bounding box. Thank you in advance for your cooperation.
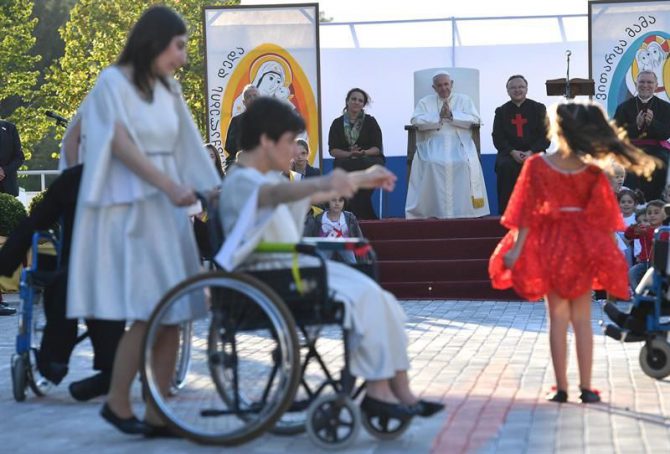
[565,50,572,99]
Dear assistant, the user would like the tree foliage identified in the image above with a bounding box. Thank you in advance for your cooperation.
[0,0,41,161]
[0,0,40,105]
[42,0,239,140]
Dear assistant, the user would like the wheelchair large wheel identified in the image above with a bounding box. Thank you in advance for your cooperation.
[11,353,28,402]
[170,321,193,395]
[306,394,361,450]
[640,338,670,379]
[141,271,300,446]
[27,294,52,397]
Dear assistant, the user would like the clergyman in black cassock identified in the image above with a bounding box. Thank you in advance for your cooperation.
[614,70,670,201]
[492,75,550,214]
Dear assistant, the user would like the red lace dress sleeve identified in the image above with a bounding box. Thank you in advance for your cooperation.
[500,157,538,230]
[489,157,541,293]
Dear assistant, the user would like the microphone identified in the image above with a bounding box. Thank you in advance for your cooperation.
[45,110,68,126]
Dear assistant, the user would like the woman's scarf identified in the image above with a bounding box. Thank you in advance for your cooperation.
[343,110,365,147]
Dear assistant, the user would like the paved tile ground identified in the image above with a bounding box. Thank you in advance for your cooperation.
[1,293,669,453]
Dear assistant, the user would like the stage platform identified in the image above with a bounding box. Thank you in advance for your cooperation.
[362,217,521,300]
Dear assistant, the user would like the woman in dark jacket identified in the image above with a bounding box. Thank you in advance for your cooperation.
[328,88,384,219]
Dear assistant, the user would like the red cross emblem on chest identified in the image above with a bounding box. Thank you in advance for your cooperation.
[511,113,527,138]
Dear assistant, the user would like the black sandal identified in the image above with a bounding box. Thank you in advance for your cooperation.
[545,388,568,403]
[579,388,601,404]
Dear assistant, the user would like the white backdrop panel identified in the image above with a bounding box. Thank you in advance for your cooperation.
[320,42,588,157]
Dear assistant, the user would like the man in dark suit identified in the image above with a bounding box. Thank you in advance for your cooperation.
[0,119,24,315]
[0,119,25,196]
[224,84,259,171]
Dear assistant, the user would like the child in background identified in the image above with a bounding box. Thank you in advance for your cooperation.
[624,200,666,290]
[616,189,641,266]
[608,161,626,192]
[489,102,655,404]
[304,196,363,264]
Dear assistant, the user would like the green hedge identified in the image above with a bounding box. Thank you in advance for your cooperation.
[0,193,27,236]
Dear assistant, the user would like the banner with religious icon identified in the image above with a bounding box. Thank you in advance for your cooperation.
[203,3,322,167]
[590,0,670,115]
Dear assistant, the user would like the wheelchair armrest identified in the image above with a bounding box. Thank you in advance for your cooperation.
[253,242,328,301]
[300,237,369,251]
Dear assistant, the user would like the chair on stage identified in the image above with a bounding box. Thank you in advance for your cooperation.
[404,67,482,185]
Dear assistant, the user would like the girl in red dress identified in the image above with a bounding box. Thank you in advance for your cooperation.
[489,102,656,404]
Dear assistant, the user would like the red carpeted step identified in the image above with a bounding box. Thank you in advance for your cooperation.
[371,237,501,260]
[361,217,507,240]
[359,217,515,300]
[380,280,522,301]
[378,259,490,282]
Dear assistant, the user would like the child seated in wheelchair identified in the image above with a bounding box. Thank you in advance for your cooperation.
[605,202,670,341]
[0,164,125,400]
[303,195,363,264]
[217,97,443,420]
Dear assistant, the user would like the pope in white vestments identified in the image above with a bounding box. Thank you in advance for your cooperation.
[405,72,490,219]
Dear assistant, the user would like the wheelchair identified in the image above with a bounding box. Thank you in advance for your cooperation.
[11,231,61,401]
[613,226,670,379]
[10,230,192,401]
[140,195,413,448]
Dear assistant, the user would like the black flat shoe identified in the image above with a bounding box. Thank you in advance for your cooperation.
[0,302,16,316]
[361,395,414,419]
[579,388,601,404]
[545,389,567,403]
[604,302,628,328]
[144,423,180,438]
[100,403,150,435]
[604,324,645,343]
[70,372,111,401]
[410,399,445,417]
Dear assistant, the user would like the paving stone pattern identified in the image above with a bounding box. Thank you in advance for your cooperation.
[1,294,669,453]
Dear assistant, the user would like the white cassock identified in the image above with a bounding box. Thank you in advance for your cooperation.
[216,166,410,380]
[405,93,490,219]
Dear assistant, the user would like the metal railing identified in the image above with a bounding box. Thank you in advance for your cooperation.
[18,170,60,193]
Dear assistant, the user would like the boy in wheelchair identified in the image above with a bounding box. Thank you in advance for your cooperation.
[604,203,670,341]
[217,97,444,420]
[0,164,125,399]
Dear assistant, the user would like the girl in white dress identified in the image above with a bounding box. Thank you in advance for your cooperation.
[63,7,219,436]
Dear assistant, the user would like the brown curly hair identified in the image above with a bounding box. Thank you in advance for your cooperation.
[552,102,657,178]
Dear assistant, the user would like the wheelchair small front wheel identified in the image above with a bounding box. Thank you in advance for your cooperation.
[360,407,412,440]
[306,394,360,450]
[11,354,28,402]
[640,338,670,379]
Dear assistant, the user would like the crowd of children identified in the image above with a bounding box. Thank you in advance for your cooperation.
[609,164,670,292]
[603,163,670,342]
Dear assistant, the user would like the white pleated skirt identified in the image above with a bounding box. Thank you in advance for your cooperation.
[67,191,202,322]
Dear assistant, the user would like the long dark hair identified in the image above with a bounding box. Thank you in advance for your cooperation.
[117,6,186,99]
[553,102,657,178]
[205,143,225,178]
